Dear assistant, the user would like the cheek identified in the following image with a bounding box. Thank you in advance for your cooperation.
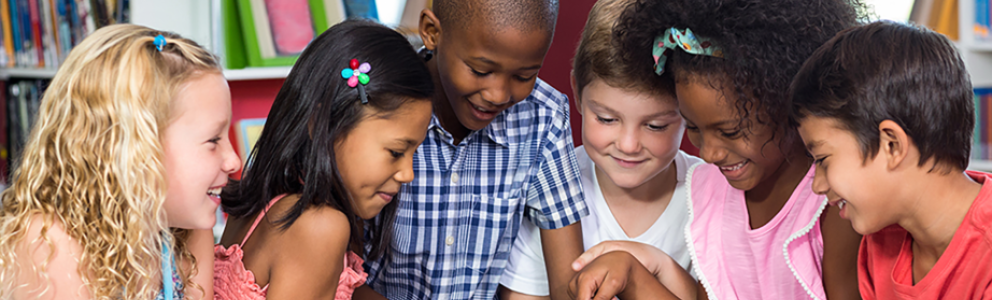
[643,130,682,158]
[581,120,612,151]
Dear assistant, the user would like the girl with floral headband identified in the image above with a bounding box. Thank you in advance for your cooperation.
[0,24,237,300]
[213,19,434,300]
[568,0,867,299]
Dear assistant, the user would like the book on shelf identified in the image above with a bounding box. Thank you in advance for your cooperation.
[975,88,992,160]
[909,0,960,40]
[235,117,265,164]
[0,0,115,70]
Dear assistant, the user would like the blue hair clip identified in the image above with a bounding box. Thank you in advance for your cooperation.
[154,34,166,52]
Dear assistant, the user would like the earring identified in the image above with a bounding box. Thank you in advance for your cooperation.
[418,46,434,62]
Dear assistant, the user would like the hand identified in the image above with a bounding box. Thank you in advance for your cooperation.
[568,251,641,300]
[572,241,672,279]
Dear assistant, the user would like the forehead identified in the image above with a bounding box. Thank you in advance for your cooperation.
[798,116,852,148]
[582,79,678,112]
[674,78,738,123]
[171,73,231,119]
[444,23,552,64]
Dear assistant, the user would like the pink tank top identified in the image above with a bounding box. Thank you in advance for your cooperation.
[685,164,827,300]
[213,195,368,300]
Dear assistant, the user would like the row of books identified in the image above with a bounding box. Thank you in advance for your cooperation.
[976,0,992,40]
[0,0,127,69]
[0,79,46,178]
[975,88,992,160]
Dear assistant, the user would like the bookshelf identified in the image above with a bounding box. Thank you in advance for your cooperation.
[957,0,992,171]
[0,66,293,81]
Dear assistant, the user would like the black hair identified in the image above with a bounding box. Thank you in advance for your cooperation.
[221,19,434,260]
[432,0,558,35]
[790,21,973,171]
[616,0,864,138]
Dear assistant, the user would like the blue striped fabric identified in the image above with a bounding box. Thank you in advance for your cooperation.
[365,79,588,299]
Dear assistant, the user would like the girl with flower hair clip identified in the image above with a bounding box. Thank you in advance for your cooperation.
[0,24,239,300]
[213,19,434,300]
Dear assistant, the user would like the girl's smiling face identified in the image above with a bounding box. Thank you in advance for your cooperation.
[162,72,242,230]
[676,77,788,191]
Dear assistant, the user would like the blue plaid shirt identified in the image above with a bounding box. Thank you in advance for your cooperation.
[365,79,588,299]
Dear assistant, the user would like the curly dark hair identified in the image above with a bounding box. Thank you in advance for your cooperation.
[616,0,866,137]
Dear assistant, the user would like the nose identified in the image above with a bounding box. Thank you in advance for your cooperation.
[616,125,642,155]
[810,167,829,195]
[481,77,513,107]
[696,135,728,165]
[222,139,242,174]
[394,156,415,184]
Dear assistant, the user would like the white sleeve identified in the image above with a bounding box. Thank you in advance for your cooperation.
[500,217,551,296]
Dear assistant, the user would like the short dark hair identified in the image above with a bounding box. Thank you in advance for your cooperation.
[790,21,973,171]
[432,0,558,34]
[573,0,674,98]
[221,19,434,260]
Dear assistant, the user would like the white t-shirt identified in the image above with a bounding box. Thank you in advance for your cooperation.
[500,146,702,296]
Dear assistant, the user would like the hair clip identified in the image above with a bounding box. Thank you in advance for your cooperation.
[340,58,372,104]
[652,28,723,75]
[154,34,167,52]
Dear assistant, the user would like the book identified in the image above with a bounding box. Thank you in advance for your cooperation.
[264,0,313,56]
[342,0,377,20]
[310,0,345,31]
[247,0,276,58]
[235,117,265,164]
[1,0,13,66]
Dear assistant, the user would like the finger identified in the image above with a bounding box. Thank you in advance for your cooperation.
[572,268,606,300]
[591,270,626,300]
[573,243,614,271]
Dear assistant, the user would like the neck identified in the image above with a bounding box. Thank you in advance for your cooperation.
[427,60,470,143]
[596,162,678,205]
[898,169,981,255]
[745,144,812,205]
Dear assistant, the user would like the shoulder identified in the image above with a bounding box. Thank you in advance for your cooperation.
[12,214,88,299]
[676,151,705,183]
[507,78,570,121]
[282,205,351,249]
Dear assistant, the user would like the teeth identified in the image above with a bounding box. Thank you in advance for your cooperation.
[720,160,747,171]
[473,104,491,112]
[839,200,846,210]
[207,187,223,197]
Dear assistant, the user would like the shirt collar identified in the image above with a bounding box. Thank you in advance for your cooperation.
[427,113,509,148]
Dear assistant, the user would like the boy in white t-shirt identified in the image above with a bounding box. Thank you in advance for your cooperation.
[498,0,702,298]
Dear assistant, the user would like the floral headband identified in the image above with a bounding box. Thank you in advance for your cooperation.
[340,58,372,104]
[652,28,724,75]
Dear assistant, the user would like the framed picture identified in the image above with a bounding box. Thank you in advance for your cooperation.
[234,0,346,67]
[235,117,266,164]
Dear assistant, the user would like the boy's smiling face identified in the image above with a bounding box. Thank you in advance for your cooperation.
[422,12,553,133]
[798,115,897,235]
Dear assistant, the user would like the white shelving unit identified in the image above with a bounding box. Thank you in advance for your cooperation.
[959,0,992,171]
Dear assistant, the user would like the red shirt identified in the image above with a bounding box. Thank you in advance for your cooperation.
[859,171,992,299]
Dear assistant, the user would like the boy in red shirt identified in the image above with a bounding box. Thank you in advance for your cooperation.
[791,21,992,299]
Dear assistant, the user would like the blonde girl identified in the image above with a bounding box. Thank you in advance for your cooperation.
[0,24,240,300]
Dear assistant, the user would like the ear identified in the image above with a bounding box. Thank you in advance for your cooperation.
[419,9,441,51]
[878,120,910,170]
[570,70,583,115]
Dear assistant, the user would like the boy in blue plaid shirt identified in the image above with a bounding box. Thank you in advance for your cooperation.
[362,0,588,299]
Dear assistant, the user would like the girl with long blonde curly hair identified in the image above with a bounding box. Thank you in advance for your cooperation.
[0,23,241,300]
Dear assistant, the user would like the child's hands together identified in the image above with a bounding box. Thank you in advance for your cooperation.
[568,241,698,300]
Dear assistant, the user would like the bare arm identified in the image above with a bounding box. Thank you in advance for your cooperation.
[351,284,388,300]
[499,286,551,300]
[185,229,215,300]
[821,205,862,300]
[265,207,350,300]
[12,215,90,300]
[540,221,584,300]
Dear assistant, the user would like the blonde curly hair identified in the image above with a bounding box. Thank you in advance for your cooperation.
[0,23,221,299]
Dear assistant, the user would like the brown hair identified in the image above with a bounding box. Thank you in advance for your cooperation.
[573,0,674,97]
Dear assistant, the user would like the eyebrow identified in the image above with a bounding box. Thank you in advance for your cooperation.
[806,140,824,152]
[587,99,679,118]
[679,112,739,128]
[470,57,542,71]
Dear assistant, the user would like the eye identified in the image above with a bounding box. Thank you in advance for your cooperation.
[647,124,670,131]
[390,150,404,158]
[813,155,828,166]
[470,68,491,77]
[685,124,699,131]
[208,137,221,144]
[720,129,741,138]
[596,116,616,124]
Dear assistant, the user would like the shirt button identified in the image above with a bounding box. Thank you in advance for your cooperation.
[451,173,459,184]
[446,236,455,246]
